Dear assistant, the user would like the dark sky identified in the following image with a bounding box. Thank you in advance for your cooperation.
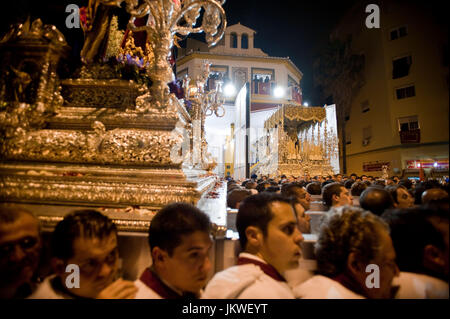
[1,0,358,104]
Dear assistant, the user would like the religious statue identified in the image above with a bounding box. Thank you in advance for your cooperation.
[9,66,32,102]
[80,0,124,63]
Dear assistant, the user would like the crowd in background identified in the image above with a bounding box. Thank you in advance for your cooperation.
[0,172,448,299]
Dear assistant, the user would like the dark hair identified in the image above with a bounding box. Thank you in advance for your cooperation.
[385,185,407,204]
[373,180,386,188]
[315,206,389,277]
[398,179,412,190]
[281,182,303,198]
[245,181,257,189]
[344,179,355,189]
[236,193,292,250]
[351,181,368,196]
[322,182,344,208]
[381,208,448,276]
[359,187,394,216]
[264,186,280,193]
[306,182,322,195]
[321,179,335,189]
[256,181,269,193]
[241,180,250,187]
[227,189,252,209]
[51,210,117,260]
[148,203,211,256]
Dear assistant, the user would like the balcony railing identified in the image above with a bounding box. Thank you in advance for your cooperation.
[252,81,274,95]
[400,129,420,144]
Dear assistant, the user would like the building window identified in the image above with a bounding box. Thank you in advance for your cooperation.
[346,132,352,145]
[241,33,248,49]
[230,33,237,48]
[393,55,412,79]
[398,115,419,132]
[390,25,408,40]
[398,115,420,143]
[361,100,370,113]
[362,126,372,146]
[251,68,275,95]
[396,85,415,99]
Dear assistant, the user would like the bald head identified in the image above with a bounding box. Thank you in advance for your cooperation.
[422,188,449,204]
[360,187,394,216]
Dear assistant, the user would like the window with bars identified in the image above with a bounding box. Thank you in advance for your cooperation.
[396,85,415,99]
[398,116,420,143]
[390,26,408,40]
[346,132,352,145]
[398,116,419,131]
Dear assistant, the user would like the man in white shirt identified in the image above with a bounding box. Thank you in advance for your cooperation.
[322,182,353,210]
[135,203,212,299]
[202,193,303,298]
[29,210,137,299]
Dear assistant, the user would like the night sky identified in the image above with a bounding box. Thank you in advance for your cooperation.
[0,1,445,105]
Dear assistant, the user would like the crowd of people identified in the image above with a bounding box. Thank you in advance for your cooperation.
[0,172,448,299]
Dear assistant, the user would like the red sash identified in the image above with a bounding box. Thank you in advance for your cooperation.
[237,257,286,282]
[139,268,185,299]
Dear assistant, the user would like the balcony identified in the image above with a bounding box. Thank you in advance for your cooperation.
[400,129,420,144]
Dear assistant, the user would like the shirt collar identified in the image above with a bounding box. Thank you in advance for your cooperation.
[237,252,286,282]
[139,268,198,299]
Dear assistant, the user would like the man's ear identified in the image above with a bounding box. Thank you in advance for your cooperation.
[331,194,339,205]
[245,226,263,249]
[423,244,445,269]
[151,247,168,267]
[51,257,66,275]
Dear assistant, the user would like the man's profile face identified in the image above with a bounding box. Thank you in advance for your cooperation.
[292,187,311,211]
[293,203,311,234]
[162,231,212,294]
[60,233,119,298]
[260,201,303,274]
[0,213,41,289]
[335,186,353,207]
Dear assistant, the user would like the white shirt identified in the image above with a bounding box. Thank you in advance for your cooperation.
[202,253,295,299]
[394,272,449,299]
[134,279,163,299]
[28,276,70,299]
[293,275,365,299]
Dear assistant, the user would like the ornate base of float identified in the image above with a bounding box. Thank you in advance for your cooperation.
[276,162,334,177]
[0,68,216,232]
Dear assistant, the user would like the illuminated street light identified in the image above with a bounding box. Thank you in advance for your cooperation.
[273,86,285,98]
[224,83,236,97]
[304,101,309,106]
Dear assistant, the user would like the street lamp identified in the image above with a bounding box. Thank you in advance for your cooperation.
[224,83,236,97]
[273,86,285,98]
